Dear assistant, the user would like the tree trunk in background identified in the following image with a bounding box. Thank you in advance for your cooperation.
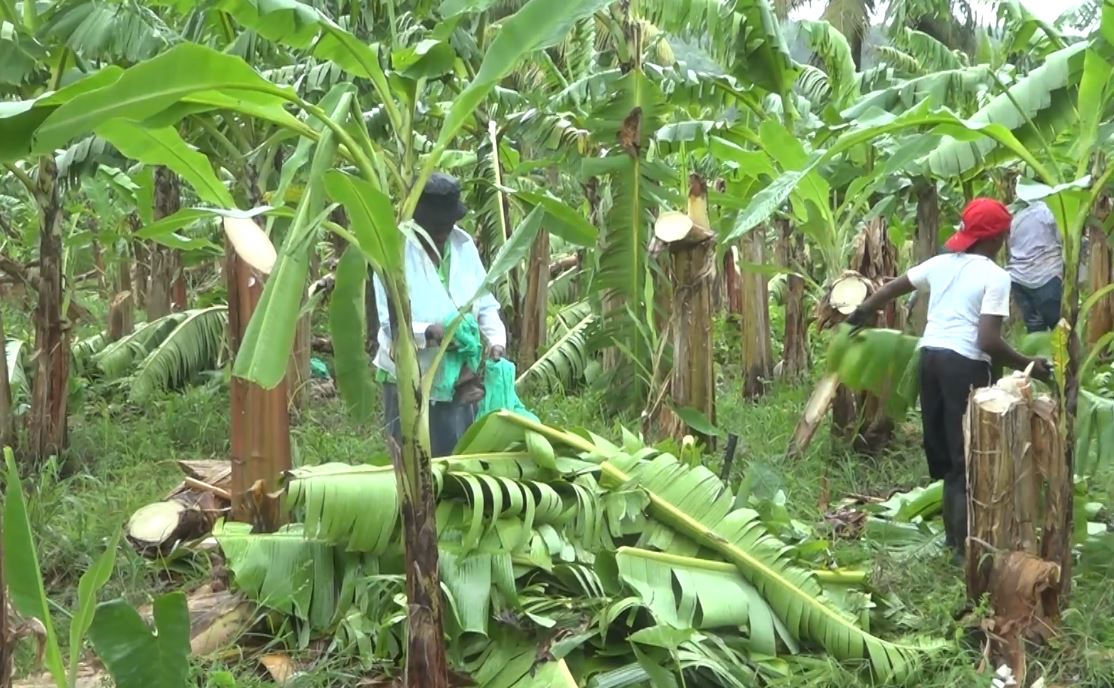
[171,270,188,313]
[740,229,773,400]
[287,247,319,411]
[28,157,69,464]
[911,180,939,335]
[518,229,549,370]
[287,314,312,410]
[226,236,290,533]
[0,310,14,451]
[664,233,716,447]
[724,245,743,320]
[91,234,107,294]
[518,166,558,369]
[833,218,901,454]
[108,252,135,342]
[128,213,148,309]
[649,176,718,446]
[147,167,182,321]
[777,219,809,381]
[1086,224,1114,345]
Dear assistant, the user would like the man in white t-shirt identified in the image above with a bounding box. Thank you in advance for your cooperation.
[846,198,1051,557]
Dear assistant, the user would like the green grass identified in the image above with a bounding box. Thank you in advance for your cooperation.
[10,353,1114,687]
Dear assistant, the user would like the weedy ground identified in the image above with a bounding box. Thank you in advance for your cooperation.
[13,331,1114,688]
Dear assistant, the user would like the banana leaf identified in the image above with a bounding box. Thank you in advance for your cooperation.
[826,326,921,418]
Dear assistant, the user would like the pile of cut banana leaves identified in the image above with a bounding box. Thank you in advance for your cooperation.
[214,412,940,686]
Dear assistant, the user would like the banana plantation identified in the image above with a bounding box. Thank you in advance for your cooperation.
[4,0,1114,686]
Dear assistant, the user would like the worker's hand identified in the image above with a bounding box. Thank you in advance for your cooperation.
[488,345,506,361]
[845,306,873,334]
[425,323,446,345]
[1029,357,1054,383]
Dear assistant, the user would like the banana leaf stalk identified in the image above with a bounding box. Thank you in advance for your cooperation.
[468,411,931,679]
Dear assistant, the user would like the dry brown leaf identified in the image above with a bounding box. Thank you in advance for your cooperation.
[259,653,297,685]
[618,107,642,157]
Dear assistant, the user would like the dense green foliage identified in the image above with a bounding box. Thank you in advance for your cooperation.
[4,0,1114,686]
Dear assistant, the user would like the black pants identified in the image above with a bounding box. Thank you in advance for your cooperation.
[1012,276,1062,333]
[919,347,993,554]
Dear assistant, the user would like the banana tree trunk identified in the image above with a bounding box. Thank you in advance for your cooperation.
[380,272,449,688]
[518,229,549,370]
[108,251,135,342]
[965,388,1065,685]
[740,229,773,400]
[724,246,743,320]
[91,233,107,295]
[289,248,319,410]
[226,240,290,532]
[0,309,14,451]
[518,166,557,369]
[1086,224,1114,345]
[651,176,717,445]
[147,167,183,321]
[777,219,809,381]
[287,313,312,410]
[1034,397,1070,615]
[128,213,148,309]
[834,218,900,455]
[910,180,939,335]
[665,233,716,445]
[28,156,69,464]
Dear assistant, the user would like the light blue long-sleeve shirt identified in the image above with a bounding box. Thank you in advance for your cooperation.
[372,224,506,398]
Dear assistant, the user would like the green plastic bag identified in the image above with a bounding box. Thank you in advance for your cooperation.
[432,314,484,402]
[478,359,538,422]
[310,357,330,379]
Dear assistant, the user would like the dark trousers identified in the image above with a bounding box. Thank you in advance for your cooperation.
[383,383,476,458]
[1012,276,1062,333]
[919,347,993,554]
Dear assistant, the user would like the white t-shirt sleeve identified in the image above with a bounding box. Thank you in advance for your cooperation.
[980,269,1012,317]
[907,255,941,290]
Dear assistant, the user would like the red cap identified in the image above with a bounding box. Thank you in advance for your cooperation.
[946,198,1012,252]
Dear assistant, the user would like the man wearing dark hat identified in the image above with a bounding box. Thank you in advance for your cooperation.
[846,198,1051,556]
[373,172,507,456]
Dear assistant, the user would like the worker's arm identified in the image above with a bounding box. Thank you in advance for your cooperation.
[976,314,1048,377]
[846,275,916,329]
[977,270,1053,380]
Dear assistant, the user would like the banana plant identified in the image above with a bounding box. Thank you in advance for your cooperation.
[0,1,615,683]
[740,1,1114,605]
[0,0,181,464]
[2,447,191,687]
